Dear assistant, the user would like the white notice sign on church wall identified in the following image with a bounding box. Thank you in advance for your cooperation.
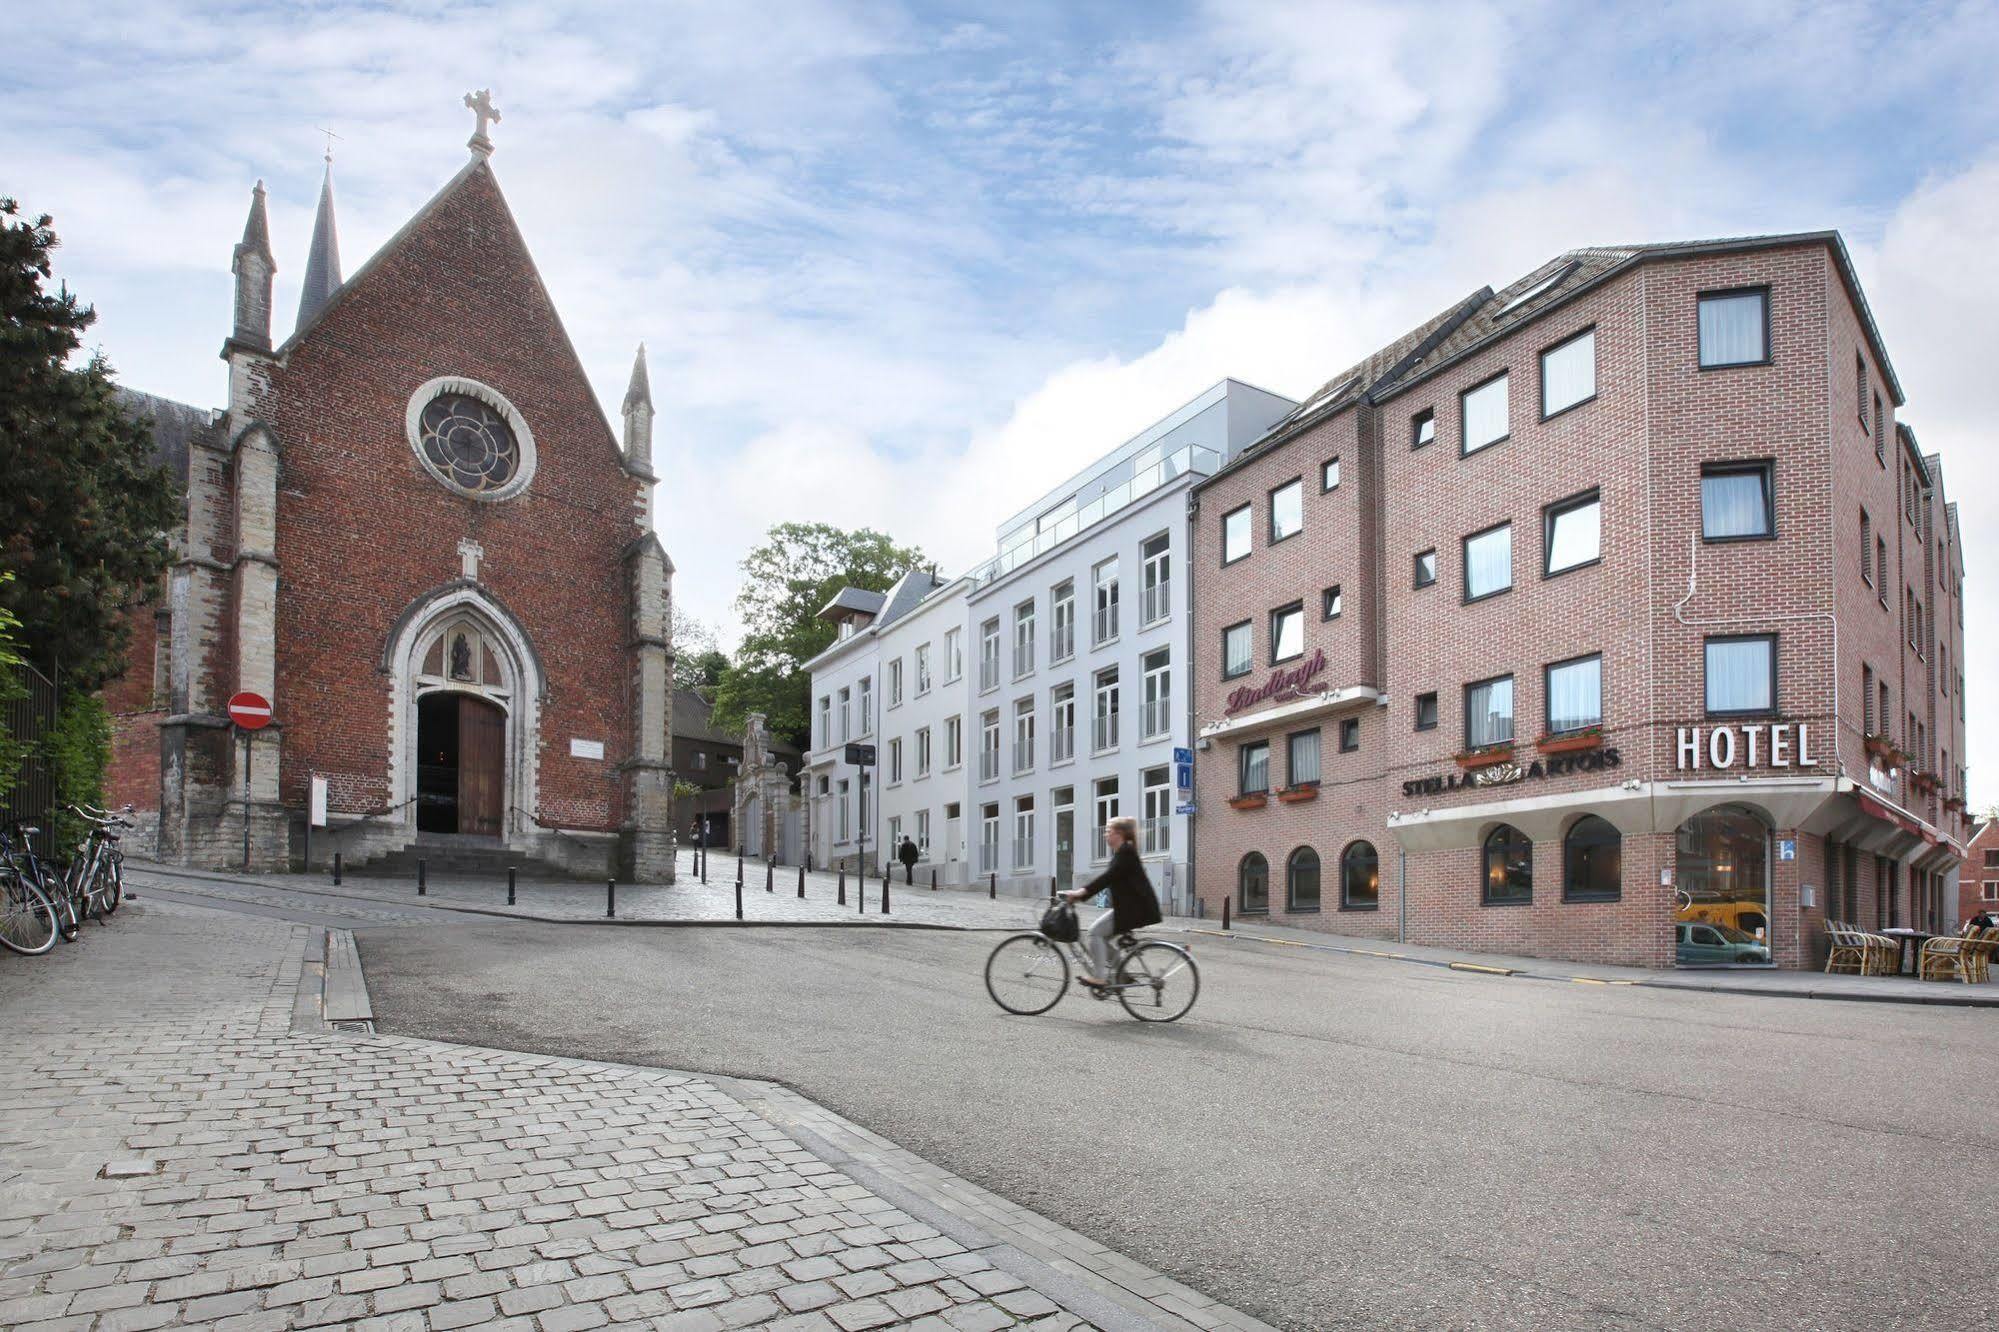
[570,738,605,761]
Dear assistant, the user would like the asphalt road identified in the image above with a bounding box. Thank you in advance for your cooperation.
[359,922,1999,1331]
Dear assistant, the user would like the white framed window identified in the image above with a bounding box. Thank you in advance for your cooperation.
[1460,373,1509,454]
[1141,648,1171,739]
[916,808,931,854]
[1141,767,1171,855]
[1093,666,1120,751]
[1092,558,1120,645]
[887,736,902,784]
[1141,533,1171,626]
[1051,683,1076,763]
[944,715,963,769]
[818,695,831,749]
[1051,580,1076,662]
[1013,600,1036,678]
[914,643,932,695]
[837,687,851,742]
[1013,697,1035,773]
[887,658,903,708]
[979,619,1000,692]
[1540,328,1596,417]
[1013,795,1035,869]
[836,779,851,841]
[857,676,872,736]
[943,628,962,683]
[915,725,932,777]
[979,709,1000,782]
[1092,777,1120,861]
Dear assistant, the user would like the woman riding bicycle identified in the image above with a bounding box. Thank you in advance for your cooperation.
[1061,817,1161,989]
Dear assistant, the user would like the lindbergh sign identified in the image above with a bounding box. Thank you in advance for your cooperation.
[1676,722,1818,771]
[1226,648,1326,715]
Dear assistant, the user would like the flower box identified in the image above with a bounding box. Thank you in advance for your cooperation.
[1863,734,1898,762]
[1227,793,1269,811]
[1536,728,1603,755]
[1277,784,1319,804]
[1455,744,1516,770]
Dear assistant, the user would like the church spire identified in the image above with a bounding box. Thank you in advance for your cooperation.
[295,161,343,333]
[229,180,276,351]
[622,343,655,475]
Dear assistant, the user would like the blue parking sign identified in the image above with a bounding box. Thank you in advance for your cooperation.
[1777,838,1796,861]
[1173,747,1193,765]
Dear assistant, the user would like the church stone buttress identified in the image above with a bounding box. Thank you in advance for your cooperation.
[619,343,676,882]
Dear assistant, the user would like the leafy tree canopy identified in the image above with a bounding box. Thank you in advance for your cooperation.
[711,523,928,750]
[670,605,730,695]
[0,198,180,689]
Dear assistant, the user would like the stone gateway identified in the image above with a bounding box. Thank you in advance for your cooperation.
[102,96,676,881]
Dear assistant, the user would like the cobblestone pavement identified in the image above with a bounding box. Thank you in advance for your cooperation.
[123,849,1157,933]
[0,899,1247,1330]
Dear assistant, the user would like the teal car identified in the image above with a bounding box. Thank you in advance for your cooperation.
[1675,921,1771,965]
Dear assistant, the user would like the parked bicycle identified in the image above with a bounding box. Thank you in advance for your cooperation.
[0,804,130,957]
[0,824,59,956]
[984,900,1200,1022]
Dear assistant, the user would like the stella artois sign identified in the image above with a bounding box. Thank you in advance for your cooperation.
[1226,648,1327,715]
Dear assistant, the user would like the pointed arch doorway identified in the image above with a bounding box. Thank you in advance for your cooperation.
[416,693,506,836]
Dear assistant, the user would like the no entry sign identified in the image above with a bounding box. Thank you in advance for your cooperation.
[227,691,273,730]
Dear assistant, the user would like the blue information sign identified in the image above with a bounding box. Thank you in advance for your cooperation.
[1173,746,1194,765]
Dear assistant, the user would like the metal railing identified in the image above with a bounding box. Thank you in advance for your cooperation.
[1141,699,1172,739]
[978,841,999,873]
[1092,828,1110,862]
[979,654,999,693]
[1050,726,1075,763]
[1141,580,1171,625]
[1014,641,1035,677]
[1012,837,1036,870]
[969,443,1223,589]
[1141,817,1170,856]
[1013,740,1033,773]
[979,749,1000,782]
[1094,603,1119,645]
[1051,621,1074,662]
[1093,713,1119,751]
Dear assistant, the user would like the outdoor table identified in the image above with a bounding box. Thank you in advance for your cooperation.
[1880,928,1936,976]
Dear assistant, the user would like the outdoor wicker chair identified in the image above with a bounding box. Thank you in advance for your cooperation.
[1917,925,1981,983]
[1824,922,1866,975]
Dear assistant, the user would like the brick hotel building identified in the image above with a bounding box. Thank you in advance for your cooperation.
[1190,234,1969,970]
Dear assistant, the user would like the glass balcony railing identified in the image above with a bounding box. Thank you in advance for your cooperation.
[979,750,1000,782]
[1050,726,1075,763]
[971,444,1222,589]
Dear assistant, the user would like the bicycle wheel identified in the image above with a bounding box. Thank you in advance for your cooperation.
[0,870,59,956]
[46,866,80,943]
[1115,942,1200,1023]
[985,933,1070,1015]
[101,855,122,917]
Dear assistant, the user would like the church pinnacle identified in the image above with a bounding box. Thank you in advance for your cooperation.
[465,88,501,159]
[295,160,343,334]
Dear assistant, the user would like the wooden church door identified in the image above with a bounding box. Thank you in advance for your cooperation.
[457,696,505,836]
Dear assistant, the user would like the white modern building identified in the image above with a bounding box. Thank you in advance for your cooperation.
[800,569,968,877]
[961,379,1296,912]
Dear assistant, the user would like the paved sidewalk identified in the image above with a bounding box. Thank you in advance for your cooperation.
[0,896,1271,1330]
[124,849,1101,933]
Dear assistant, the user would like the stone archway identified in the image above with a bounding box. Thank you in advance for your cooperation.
[386,587,542,841]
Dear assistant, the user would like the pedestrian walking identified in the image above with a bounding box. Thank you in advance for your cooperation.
[898,835,919,885]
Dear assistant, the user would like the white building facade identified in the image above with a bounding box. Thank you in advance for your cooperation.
[874,576,971,884]
[961,380,1295,913]
[800,586,888,874]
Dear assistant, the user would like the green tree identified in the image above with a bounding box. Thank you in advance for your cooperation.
[711,523,928,750]
[0,574,27,801]
[670,605,730,695]
[0,197,180,690]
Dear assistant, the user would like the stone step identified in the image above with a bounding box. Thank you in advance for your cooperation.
[351,841,593,881]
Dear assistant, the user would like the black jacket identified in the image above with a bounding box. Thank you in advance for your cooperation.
[1079,842,1162,935]
[897,838,919,867]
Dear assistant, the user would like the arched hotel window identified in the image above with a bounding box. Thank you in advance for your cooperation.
[1341,840,1379,910]
[1286,847,1321,913]
[1239,852,1269,915]
[1562,815,1622,902]
[1482,825,1533,905]
[1675,804,1771,944]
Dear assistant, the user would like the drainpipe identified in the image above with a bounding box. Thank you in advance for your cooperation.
[1184,486,1198,918]
[1398,843,1407,944]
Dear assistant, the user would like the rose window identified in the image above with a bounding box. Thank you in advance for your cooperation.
[417,393,520,493]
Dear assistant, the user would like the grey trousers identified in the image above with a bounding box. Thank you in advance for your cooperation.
[1084,910,1119,980]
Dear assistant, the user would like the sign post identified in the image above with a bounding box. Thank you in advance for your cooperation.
[228,691,273,870]
[845,742,875,879]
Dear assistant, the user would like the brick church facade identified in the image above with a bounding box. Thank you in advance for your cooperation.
[105,104,676,880]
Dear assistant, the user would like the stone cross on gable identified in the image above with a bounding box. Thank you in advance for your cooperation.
[458,537,484,581]
[464,89,501,156]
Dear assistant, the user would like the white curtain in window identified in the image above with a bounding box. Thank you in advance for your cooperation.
[1462,375,1509,451]
[1547,657,1602,734]
[1272,608,1303,660]
[1466,525,1513,598]
[1705,638,1772,712]
[1699,293,1766,366]
[1547,498,1600,572]
[1289,730,1321,785]
[1467,677,1514,748]
[1241,743,1269,793]
[1541,330,1595,414]
[1702,471,1768,538]
[1225,625,1251,676]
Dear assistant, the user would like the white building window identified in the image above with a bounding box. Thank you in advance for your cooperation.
[1544,491,1600,575]
[1051,683,1076,763]
[1092,777,1120,861]
[979,619,1000,692]
[914,643,931,695]
[1141,648,1171,739]
[980,709,1000,782]
[1141,767,1171,855]
[1540,328,1596,417]
[1460,373,1509,454]
[887,737,902,784]
[1013,600,1036,678]
[915,725,932,777]
[1051,581,1076,662]
[945,715,962,769]
[1464,523,1513,601]
[1013,796,1035,869]
[943,629,962,683]
[887,658,903,708]
[1093,558,1120,645]
[1269,478,1303,543]
[1093,666,1120,751]
[1141,533,1170,626]
[1013,697,1035,774]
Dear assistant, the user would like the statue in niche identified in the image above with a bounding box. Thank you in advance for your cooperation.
[449,632,473,681]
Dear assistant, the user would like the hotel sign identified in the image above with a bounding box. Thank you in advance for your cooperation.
[1402,747,1622,798]
[1226,648,1326,715]
[1675,722,1818,771]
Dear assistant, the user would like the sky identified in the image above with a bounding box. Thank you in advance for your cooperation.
[4,0,1997,803]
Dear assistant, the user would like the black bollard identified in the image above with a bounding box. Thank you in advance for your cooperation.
[882,872,891,915]
[734,873,743,921]
[1222,896,1231,931]
[606,878,617,919]
[737,854,744,886]
[766,859,774,893]
[989,871,996,900]
[797,863,805,899]
[857,866,865,914]
[418,859,427,896]
[931,866,938,892]
[332,852,342,885]
[838,867,847,906]
[507,866,516,906]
